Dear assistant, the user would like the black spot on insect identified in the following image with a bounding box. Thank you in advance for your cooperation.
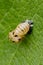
[13,41,15,42]
[15,35,18,37]
[21,29,24,31]
[18,38,21,41]
[13,32,14,35]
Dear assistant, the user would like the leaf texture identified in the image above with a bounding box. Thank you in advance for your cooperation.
[0,0,43,65]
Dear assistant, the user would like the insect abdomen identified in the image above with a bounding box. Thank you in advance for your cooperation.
[16,22,30,36]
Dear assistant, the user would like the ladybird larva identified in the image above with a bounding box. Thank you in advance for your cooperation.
[9,20,33,42]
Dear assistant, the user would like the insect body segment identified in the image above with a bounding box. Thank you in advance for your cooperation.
[9,20,33,42]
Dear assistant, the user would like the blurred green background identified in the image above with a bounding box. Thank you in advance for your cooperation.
[0,0,43,65]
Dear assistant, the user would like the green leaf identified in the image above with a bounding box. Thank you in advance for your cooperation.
[0,0,43,65]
